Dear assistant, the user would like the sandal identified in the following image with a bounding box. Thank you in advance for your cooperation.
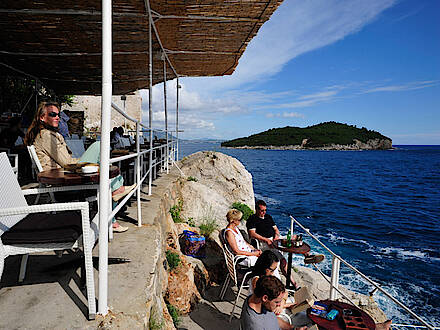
[304,254,325,264]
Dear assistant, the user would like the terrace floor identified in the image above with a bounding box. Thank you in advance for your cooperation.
[0,169,179,329]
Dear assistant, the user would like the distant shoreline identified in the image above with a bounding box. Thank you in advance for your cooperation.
[222,144,394,151]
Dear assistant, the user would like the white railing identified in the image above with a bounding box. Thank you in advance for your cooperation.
[290,216,437,330]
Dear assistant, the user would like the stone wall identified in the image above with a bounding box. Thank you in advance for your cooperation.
[63,93,142,136]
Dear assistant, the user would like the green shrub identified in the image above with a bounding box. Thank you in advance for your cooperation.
[169,199,183,223]
[232,202,254,221]
[198,206,218,238]
[148,310,164,330]
[166,304,181,327]
[187,176,198,182]
[187,217,196,227]
[166,250,181,271]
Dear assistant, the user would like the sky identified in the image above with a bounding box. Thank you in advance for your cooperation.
[141,0,440,145]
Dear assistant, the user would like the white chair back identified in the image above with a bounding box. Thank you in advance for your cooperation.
[0,152,28,236]
[65,139,85,158]
[27,145,43,173]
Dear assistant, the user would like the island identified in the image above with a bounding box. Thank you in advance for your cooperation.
[221,122,392,150]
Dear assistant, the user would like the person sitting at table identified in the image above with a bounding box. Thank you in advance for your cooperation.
[247,200,325,266]
[249,250,298,327]
[224,209,262,267]
[241,275,307,330]
[24,101,134,232]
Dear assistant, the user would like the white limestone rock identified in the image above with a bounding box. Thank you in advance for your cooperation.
[177,151,255,228]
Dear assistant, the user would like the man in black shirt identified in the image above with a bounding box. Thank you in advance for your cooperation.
[247,200,280,248]
[247,200,325,273]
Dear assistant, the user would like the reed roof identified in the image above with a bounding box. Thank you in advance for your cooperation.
[0,0,283,95]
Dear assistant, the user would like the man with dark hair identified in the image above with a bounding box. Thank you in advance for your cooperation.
[241,275,306,330]
[247,200,280,248]
[247,200,325,266]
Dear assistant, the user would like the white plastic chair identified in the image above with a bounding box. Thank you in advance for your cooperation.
[219,229,253,322]
[0,152,99,319]
[27,145,54,204]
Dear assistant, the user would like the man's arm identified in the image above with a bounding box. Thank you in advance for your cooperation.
[248,228,272,246]
[273,225,280,241]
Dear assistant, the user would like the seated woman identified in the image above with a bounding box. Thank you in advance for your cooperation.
[24,101,135,232]
[224,209,262,267]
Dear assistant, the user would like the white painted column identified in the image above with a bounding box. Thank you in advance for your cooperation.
[98,0,112,316]
[148,9,153,195]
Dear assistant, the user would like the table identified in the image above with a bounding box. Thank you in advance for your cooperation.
[273,239,310,289]
[38,166,119,185]
[307,300,376,330]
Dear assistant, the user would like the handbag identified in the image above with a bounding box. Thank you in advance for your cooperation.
[181,230,205,257]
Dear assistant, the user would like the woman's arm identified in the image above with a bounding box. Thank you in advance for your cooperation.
[225,230,260,257]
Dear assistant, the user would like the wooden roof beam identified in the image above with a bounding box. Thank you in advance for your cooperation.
[151,10,259,22]
[0,8,146,18]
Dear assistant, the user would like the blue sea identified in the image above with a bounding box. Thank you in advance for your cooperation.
[180,141,440,327]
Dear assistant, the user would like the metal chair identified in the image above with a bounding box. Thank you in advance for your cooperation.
[0,152,99,319]
[219,229,253,322]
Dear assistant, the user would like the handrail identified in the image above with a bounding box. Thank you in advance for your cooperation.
[290,215,436,330]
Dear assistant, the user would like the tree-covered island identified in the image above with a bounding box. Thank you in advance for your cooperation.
[221,122,392,150]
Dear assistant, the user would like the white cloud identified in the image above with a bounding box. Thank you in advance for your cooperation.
[141,1,400,138]
[363,80,439,93]
[266,112,304,118]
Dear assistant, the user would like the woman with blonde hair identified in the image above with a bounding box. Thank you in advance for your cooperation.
[25,101,134,232]
[224,209,262,267]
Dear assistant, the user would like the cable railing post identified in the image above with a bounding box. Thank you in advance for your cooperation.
[163,55,169,174]
[176,78,180,161]
[330,255,340,300]
[136,122,141,226]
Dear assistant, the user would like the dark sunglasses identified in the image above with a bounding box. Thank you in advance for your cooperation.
[48,112,60,118]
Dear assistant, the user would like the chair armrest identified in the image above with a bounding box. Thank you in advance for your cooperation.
[0,201,89,216]
[22,184,99,196]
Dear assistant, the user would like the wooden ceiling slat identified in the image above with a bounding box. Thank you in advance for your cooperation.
[0,0,283,95]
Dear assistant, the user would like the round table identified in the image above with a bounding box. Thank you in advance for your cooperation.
[38,165,120,185]
[307,300,376,330]
[273,239,310,289]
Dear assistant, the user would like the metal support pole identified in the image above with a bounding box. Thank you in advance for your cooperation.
[163,56,169,173]
[148,8,153,196]
[136,122,141,226]
[176,78,180,161]
[98,0,112,317]
[330,256,340,300]
[121,95,127,131]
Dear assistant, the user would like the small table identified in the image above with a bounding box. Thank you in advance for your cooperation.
[273,239,310,289]
[307,300,376,330]
[38,166,120,185]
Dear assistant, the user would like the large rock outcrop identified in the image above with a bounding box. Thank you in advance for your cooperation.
[178,151,255,228]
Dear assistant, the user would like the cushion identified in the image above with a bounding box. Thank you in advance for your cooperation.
[2,209,97,245]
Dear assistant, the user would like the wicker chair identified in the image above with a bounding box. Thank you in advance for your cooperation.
[0,152,99,319]
[219,229,253,322]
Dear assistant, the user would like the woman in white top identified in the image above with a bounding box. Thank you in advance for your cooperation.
[224,209,262,266]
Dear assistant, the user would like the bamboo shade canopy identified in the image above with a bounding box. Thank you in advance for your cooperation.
[0,0,283,95]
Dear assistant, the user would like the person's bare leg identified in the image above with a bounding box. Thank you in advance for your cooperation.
[376,320,392,330]
[112,186,125,196]
[280,258,299,289]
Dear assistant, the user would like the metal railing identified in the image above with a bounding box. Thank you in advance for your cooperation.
[290,215,437,330]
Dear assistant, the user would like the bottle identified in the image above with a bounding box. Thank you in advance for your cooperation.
[286,229,292,247]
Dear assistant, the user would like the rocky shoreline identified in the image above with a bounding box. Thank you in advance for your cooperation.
[224,138,393,151]
[162,151,388,328]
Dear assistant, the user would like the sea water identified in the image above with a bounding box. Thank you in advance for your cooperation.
[180,141,440,326]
